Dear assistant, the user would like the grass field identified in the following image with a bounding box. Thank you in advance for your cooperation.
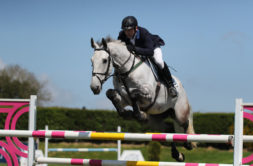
[40,142,253,166]
[1,142,252,165]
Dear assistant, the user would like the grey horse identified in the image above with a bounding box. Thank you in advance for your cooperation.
[90,37,196,162]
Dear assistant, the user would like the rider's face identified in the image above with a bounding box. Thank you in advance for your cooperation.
[124,28,135,39]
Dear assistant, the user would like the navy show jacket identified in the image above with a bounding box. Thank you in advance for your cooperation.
[118,26,165,57]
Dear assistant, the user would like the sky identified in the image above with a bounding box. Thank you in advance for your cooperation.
[0,0,252,112]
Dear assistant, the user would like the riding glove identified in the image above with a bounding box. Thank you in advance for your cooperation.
[127,44,135,53]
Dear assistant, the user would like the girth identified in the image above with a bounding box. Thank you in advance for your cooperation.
[119,75,161,113]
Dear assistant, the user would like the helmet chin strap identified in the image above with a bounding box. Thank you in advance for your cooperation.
[133,26,138,36]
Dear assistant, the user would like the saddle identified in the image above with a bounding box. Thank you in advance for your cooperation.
[143,58,162,82]
[145,57,177,87]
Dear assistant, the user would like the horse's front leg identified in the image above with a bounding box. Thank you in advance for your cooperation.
[130,88,152,121]
[106,88,148,121]
[106,89,133,119]
[131,100,149,122]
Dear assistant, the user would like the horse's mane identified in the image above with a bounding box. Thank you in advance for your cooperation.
[97,36,126,47]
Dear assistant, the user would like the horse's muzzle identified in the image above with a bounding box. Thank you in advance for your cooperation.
[90,85,101,95]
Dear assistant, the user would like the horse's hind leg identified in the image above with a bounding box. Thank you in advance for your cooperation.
[171,142,185,162]
[169,99,196,162]
[148,113,185,162]
[173,101,197,150]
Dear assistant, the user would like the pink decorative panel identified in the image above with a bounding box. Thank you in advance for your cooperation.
[244,106,253,112]
[243,107,253,165]
[0,101,30,166]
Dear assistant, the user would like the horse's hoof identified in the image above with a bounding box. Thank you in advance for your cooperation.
[191,142,198,148]
[177,153,185,162]
[119,110,133,120]
[134,111,148,122]
[184,142,193,150]
[172,152,185,162]
[171,147,185,162]
[184,142,198,149]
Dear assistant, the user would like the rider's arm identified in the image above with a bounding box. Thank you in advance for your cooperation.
[134,29,155,57]
[134,35,154,56]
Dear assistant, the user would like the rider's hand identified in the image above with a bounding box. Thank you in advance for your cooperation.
[126,44,135,52]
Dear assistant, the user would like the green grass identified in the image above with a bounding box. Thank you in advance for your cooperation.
[0,142,252,166]
[38,142,253,166]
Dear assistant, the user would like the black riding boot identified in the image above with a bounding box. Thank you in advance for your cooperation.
[161,63,177,97]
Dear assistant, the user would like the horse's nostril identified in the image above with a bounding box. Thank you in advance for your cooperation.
[91,85,100,94]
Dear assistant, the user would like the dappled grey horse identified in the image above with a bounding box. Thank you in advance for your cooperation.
[90,37,196,162]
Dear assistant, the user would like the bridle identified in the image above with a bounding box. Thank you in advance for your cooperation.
[92,48,112,86]
[92,46,143,87]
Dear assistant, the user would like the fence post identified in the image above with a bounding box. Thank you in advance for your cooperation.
[45,125,49,166]
[233,98,243,166]
[28,95,37,166]
[117,126,121,160]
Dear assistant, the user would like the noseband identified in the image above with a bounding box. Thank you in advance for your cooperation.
[92,48,112,86]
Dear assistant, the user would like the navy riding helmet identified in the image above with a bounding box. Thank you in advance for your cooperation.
[121,16,138,30]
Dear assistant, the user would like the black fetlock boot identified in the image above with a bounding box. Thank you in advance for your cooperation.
[161,63,177,98]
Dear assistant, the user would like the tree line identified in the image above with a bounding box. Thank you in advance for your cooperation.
[0,64,51,105]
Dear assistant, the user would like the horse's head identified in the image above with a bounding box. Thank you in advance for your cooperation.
[90,38,113,95]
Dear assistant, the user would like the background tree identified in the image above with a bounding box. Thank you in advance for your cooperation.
[0,64,51,105]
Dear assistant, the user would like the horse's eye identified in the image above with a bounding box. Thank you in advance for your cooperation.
[103,59,107,64]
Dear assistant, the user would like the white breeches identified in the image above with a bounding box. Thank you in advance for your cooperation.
[153,47,164,69]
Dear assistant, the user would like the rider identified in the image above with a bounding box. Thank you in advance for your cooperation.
[118,16,177,97]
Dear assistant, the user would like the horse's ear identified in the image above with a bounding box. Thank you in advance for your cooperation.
[91,38,98,49]
[102,38,107,49]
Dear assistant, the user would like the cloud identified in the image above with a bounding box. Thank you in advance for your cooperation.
[38,74,76,107]
[222,31,249,41]
[222,31,249,56]
[0,58,5,70]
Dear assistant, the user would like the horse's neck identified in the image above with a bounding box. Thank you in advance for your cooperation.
[108,42,136,73]
[109,42,158,93]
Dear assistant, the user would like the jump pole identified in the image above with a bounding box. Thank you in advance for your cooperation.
[48,148,118,152]
[36,157,251,166]
[1,130,253,143]
[44,125,120,158]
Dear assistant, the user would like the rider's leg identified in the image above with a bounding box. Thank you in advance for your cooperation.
[162,63,177,97]
[153,47,165,69]
[153,48,177,97]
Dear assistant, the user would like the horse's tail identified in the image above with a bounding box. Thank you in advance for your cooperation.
[187,104,195,134]
[188,104,197,148]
